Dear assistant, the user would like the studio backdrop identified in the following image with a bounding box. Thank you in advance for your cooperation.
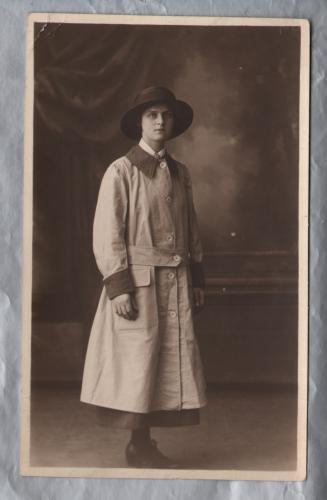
[31,22,300,387]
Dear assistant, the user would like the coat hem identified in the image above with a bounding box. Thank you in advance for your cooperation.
[80,396,207,413]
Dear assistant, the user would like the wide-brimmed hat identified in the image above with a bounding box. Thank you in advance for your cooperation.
[120,86,193,140]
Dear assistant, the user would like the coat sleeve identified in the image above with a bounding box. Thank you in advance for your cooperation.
[93,160,134,299]
[182,164,206,288]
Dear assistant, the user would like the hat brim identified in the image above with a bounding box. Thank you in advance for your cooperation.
[120,99,193,140]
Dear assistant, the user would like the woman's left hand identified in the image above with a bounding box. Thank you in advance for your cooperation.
[193,287,205,313]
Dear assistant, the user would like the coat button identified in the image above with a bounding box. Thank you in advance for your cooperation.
[173,254,181,262]
[166,195,172,203]
[167,234,173,241]
[168,272,175,279]
[160,161,166,168]
[169,311,177,318]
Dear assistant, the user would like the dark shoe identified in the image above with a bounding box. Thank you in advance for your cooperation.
[125,439,179,468]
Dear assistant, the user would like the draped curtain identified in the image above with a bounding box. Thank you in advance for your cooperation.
[32,23,300,323]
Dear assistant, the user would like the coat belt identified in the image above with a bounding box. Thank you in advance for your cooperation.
[127,245,189,267]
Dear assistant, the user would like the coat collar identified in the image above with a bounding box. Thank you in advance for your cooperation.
[126,144,178,179]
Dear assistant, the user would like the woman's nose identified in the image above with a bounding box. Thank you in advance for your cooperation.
[156,114,164,125]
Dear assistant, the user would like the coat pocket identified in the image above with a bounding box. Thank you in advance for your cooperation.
[113,266,158,331]
[131,267,151,287]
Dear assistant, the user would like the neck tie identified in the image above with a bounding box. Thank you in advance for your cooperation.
[154,151,166,161]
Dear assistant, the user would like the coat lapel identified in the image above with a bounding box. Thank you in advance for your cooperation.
[126,144,178,178]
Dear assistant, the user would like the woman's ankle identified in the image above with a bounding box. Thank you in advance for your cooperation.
[130,428,152,446]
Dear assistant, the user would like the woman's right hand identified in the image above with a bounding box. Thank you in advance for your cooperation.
[111,293,138,320]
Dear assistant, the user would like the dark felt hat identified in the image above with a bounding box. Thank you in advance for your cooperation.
[120,86,193,140]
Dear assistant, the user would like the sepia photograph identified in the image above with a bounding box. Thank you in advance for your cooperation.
[21,14,309,480]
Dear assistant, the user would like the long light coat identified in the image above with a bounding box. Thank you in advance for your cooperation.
[80,144,207,413]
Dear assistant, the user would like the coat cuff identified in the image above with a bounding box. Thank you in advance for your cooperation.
[190,261,205,288]
[104,268,135,300]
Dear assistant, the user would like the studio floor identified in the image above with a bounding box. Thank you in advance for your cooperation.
[30,384,297,471]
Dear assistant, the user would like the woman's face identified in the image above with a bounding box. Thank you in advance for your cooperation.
[140,103,174,148]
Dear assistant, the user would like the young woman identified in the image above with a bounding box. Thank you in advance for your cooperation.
[80,86,207,468]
